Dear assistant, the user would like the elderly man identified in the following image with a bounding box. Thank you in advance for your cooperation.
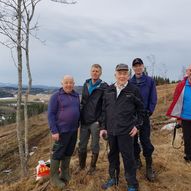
[78,64,108,174]
[100,64,144,191]
[167,64,191,162]
[130,58,157,181]
[48,75,80,189]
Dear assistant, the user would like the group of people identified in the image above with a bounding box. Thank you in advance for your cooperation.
[48,59,191,191]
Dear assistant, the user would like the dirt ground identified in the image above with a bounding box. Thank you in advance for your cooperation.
[0,84,191,191]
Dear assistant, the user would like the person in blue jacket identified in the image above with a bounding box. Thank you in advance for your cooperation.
[130,58,157,181]
[48,75,80,189]
[167,64,191,162]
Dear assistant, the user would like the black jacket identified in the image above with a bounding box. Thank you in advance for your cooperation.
[80,79,108,125]
[101,82,144,136]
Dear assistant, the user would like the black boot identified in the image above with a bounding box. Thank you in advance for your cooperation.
[145,156,155,181]
[135,157,142,170]
[79,151,87,170]
[88,153,99,174]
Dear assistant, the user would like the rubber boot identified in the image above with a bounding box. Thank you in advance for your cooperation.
[145,156,155,181]
[50,159,65,189]
[79,151,87,169]
[88,153,99,175]
[60,156,71,183]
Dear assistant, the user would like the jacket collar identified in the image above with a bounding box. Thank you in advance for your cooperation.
[59,88,78,97]
[109,82,129,91]
[86,78,102,84]
[131,72,147,83]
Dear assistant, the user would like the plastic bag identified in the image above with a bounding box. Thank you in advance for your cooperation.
[36,160,50,181]
[161,123,176,131]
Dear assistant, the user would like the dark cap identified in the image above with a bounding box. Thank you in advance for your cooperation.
[115,63,129,71]
[132,58,144,66]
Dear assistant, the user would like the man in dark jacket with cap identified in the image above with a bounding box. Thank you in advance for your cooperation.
[130,58,157,181]
[100,63,144,191]
[78,64,108,174]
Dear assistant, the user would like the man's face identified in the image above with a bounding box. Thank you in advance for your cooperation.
[62,77,74,93]
[115,70,129,86]
[132,64,144,76]
[91,67,102,81]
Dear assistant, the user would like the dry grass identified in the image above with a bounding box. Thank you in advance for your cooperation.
[1,83,191,191]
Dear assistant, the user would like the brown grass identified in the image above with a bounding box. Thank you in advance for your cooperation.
[0,83,191,191]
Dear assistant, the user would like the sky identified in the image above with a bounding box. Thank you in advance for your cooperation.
[0,0,191,86]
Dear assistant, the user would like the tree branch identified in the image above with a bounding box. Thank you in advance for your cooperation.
[50,0,77,4]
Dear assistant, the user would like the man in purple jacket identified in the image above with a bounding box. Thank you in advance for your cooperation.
[48,75,80,189]
[130,58,157,181]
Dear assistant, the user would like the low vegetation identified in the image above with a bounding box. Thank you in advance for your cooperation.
[0,83,191,191]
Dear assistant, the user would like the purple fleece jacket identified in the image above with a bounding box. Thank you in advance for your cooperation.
[48,88,80,134]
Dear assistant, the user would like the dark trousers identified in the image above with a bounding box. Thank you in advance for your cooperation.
[79,122,100,154]
[182,120,191,159]
[108,134,138,188]
[134,115,154,159]
[52,131,77,160]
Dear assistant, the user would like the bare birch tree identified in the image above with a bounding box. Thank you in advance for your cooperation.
[23,0,41,162]
[147,54,156,77]
[0,0,41,178]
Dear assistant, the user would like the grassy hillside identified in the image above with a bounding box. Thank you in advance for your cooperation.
[0,83,191,191]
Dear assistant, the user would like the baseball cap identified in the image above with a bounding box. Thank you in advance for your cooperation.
[115,63,129,71]
[132,58,144,66]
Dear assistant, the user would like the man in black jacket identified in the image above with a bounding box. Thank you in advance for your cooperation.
[100,64,144,191]
[78,64,108,174]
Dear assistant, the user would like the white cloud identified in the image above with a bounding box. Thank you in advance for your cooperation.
[0,0,191,85]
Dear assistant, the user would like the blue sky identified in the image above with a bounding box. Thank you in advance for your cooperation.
[0,0,191,86]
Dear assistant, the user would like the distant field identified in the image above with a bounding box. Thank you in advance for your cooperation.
[0,95,49,126]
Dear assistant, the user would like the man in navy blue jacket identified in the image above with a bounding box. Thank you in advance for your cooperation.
[130,58,157,181]
[48,75,80,189]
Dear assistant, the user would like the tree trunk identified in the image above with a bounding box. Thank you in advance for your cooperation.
[16,0,27,178]
[24,20,32,162]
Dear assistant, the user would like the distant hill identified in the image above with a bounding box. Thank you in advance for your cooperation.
[0,82,82,97]
[0,91,14,98]
[0,82,17,88]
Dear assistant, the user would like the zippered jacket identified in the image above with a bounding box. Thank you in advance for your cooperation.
[130,73,157,114]
[48,88,80,134]
[100,82,144,135]
[80,79,108,125]
[166,77,187,119]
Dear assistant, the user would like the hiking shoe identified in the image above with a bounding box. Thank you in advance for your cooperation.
[127,186,138,191]
[101,178,117,190]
